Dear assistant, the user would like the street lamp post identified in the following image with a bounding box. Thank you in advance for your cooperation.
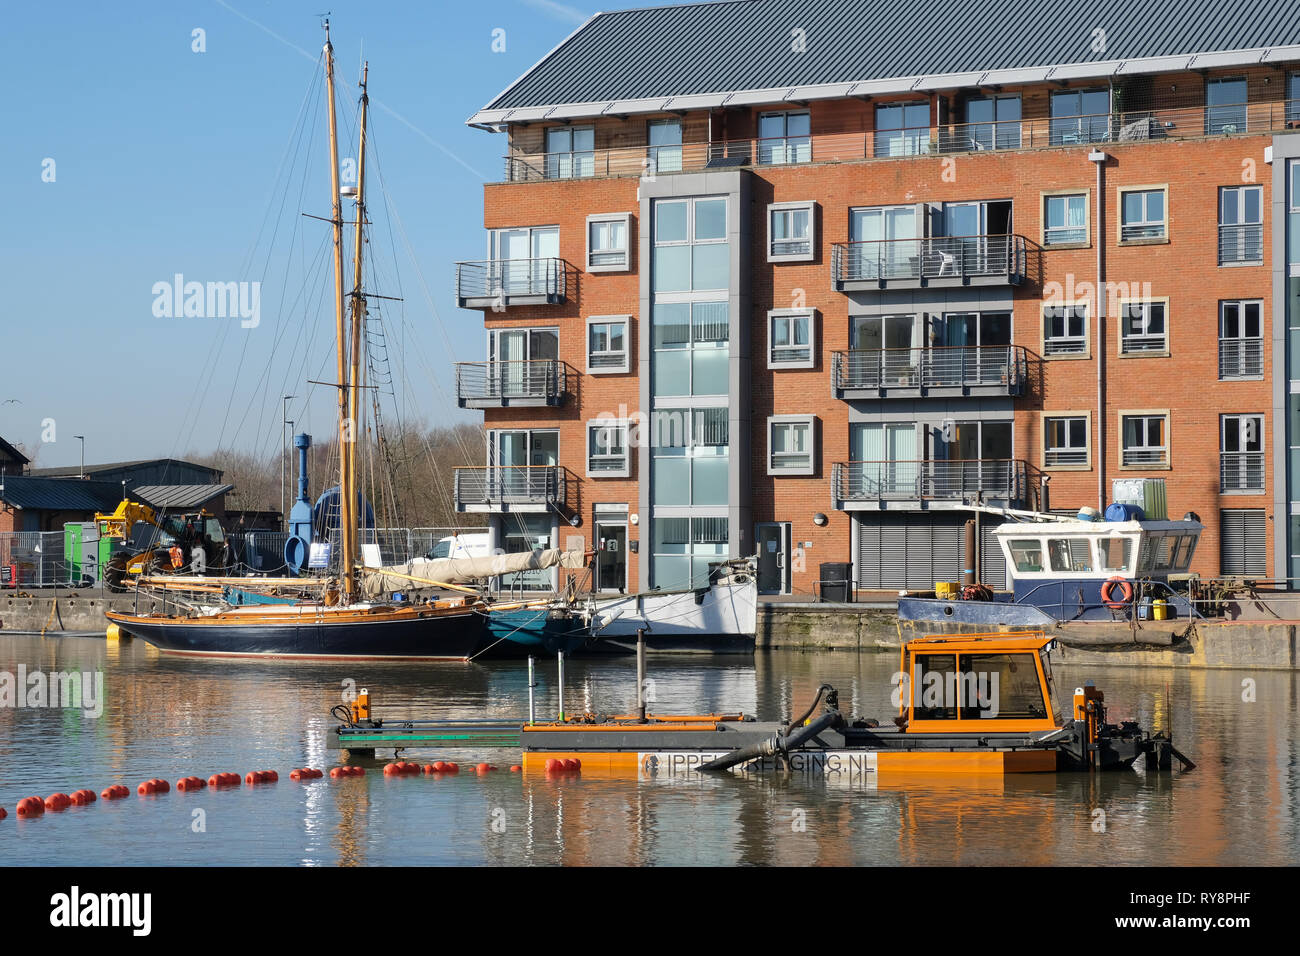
[74,435,84,479]
[281,395,295,532]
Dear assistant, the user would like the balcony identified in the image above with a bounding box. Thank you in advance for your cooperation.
[455,360,569,408]
[831,235,1027,291]
[832,346,1028,399]
[831,459,1036,511]
[1220,452,1265,494]
[1219,338,1264,380]
[455,258,568,309]
[454,465,571,513]
[497,100,1300,183]
[1217,224,1264,265]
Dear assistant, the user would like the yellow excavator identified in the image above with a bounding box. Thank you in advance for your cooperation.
[96,500,231,591]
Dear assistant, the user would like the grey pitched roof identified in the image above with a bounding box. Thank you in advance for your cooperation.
[0,476,123,513]
[132,484,233,510]
[471,0,1300,123]
[30,458,222,479]
[0,435,29,465]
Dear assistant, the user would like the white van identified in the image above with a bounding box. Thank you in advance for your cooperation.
[422,533,491,561]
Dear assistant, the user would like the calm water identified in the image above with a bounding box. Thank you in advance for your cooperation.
[1,634,1296,866]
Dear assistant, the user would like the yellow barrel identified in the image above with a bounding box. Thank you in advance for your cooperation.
[1152,598,1169,621]
[106,623,122,642]
[935,582,958,599]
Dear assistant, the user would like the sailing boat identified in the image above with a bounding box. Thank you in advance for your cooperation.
[106,25,486,660]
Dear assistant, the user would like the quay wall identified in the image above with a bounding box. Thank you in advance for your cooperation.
[1,594,163,634]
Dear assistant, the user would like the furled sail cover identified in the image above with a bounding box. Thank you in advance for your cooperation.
[362,549,587,598]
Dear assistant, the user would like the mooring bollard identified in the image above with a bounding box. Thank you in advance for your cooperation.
[557,649,565,722]
[527,655,536,726]
[637,627,647,723]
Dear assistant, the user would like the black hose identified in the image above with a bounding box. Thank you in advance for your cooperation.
[697,709,843,773]
[788,684,834,731]
[330,704,356,727]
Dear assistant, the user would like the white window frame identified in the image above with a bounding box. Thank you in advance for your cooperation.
[1218,185,1263,266]
[767,201,816,262]
[586,213,631,272]
[1218,300,1264,380]
[768,415,815,476]
[586,315,630,374]
[1042,190,1089,248]
[1119,410,1171,469]
[1041,411,1091,470]
[1220,414,1264,494]
[586,419,630,478]
[1118,299,1169,356]
[1042,301,1089,358]
[1118,185,1168,243]
[768,309,816,369]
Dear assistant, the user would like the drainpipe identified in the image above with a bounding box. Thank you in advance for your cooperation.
[1089,149,1108,512]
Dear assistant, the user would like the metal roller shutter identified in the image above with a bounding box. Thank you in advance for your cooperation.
[1220,509,1266,575]
[855,514,1008,590]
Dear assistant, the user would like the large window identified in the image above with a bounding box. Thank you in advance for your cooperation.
[651,408,729,507]
[647,118,682,173]
[1221,414,1264,493]
[1044,193,1087,246]
[768,310,814,368]
[757,111,810,165]
[1219,301,1263,379]
[652,302,728,396]
[875,101,930,156]
[486,327,558,397]
[961,95,1021,150]
[1219,186,1263,265]
[1119,187,1167,242]
[545,126,594,179]
[768,202,814,261]
[1288,73,1300,125]
[1206,77,1248,135]
[587,316,629,374]
[1043,303,1088,356]
[587,420,630,477]
[1119,301,1168,355]
[1044,415,1089,468]
[1049,89,1109,145]
[1121,413,1169,468]
[587,214,630,271]
[653,197,728,292]
[768,416,815,475]
[651,515,729,590]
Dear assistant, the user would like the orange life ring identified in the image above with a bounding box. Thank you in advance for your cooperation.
[1101,576,1133,609]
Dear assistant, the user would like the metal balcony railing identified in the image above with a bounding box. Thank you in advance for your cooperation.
[497,100,1300,183]
[1218,224,1264,265]
[831,345,1027,395]
[832,459,1032,504]
[1121,447,1168,468]
[455,258,566,306]
[831,234,1026,287]
[1221,452,1265,493]
[454,360,567,407]
[454,466,568,510]
[1219,338,1264,379]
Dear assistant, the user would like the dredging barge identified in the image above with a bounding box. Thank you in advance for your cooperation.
[327,632,1194,777]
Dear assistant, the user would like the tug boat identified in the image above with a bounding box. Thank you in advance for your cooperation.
[329,631,1194,776]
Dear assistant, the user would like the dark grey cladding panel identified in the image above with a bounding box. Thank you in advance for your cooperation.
[485,0,1300,112]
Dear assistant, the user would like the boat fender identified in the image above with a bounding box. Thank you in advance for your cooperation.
[1101,577,1134,609]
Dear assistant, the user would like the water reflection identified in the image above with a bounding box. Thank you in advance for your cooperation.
[0,635,1296,865]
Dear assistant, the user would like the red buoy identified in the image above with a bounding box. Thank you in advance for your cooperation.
[383,763,400,776]
[545,758,562,772]
[475,763,491,774]
[422,764,437,774]
[17,797,44,817]
[0,807,7,820]
[444,762,459,774]
[71,789,97,805]
[563,758,581,772]
[45,793,71,810]
[510,765,522,773]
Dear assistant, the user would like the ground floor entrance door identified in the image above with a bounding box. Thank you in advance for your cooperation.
[756,522,790,594]
[595,521,627,593]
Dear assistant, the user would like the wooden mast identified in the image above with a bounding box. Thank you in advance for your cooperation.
[346,63,369,589]
[324,21,355,602]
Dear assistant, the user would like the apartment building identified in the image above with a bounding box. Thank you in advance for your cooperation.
[454,0,1300,596]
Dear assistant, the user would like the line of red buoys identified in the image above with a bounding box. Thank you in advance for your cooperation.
[544,758,582,774]
[383,761,422,776]
[101,785,130,800]
[289,768,324,780]
[71,789,97,806]
[245,770,278,785]
[175,776,207,792]
[208,772,241,788]
[329,766,365,778]
[137,778,170,795]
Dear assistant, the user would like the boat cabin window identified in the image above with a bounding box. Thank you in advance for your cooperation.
[1171,534,1196,570]
[1008,539,1043,572]
[1038,648,1064,725]
[961,654,1049,719]
[912,654,958,720]
[1096,536,1132,573]
[1139,534,1174,573]
[1047,538,1093,573]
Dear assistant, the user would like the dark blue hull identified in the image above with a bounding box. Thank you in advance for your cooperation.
[106,609,486,660]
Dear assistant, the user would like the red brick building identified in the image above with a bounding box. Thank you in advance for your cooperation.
[455,0,1300,596]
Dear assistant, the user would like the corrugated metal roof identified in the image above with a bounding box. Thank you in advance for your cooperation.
[132,484,233,510]
[476,0,1300,119]
[0,476,123,513]
[30,458,223,478]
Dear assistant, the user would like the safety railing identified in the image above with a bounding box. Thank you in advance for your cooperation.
[455,359,568,406]
[832,345,1027,395]
[832,459,1033,505]
[1220,452,1265,494]
[454,466,569,511]
[1218,337,1264,379]
[455,258,567,306]
[831,234,1026,286]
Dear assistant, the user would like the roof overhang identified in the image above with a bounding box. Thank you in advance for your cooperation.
[467,43,1300,128]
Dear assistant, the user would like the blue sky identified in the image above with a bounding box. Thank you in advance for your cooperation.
[0,0,681,469]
